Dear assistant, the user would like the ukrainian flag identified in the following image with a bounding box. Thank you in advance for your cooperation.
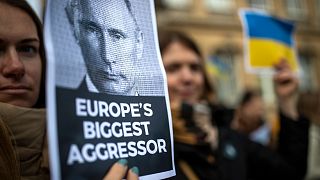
[239,10,298,73]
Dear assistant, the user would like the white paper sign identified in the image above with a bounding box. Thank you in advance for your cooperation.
[44,0,175,179]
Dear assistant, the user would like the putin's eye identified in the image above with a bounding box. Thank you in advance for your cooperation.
[83,23,97,32]
[108,29,126,42]
[86,25,97,33]
[80,21,102,38]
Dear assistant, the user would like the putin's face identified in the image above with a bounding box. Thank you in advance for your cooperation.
[77,0,142,95]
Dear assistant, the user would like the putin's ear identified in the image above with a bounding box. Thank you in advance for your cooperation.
[65,0,81,42]
[136,31,144,60]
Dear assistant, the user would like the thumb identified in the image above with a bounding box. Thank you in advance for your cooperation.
[127,166,139,180]
[103,159,128,180]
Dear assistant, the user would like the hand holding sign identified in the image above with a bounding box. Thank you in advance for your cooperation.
[103,159,138,180]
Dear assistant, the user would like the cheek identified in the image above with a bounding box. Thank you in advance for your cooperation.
[27,58,42,94]
[166,74,177,92]
[81,36,98,56]
[242,107,251,117]
[166,74,179,102]
[119,41,136,63]
[79,31,100,52]
[194,74,204,97]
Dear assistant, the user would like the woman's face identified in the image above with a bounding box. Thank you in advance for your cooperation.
[0,3,42,108]
[162,41,204,105]
[241,96,264,121]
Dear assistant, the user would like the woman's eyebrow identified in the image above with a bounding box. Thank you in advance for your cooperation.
[20,38,40,44]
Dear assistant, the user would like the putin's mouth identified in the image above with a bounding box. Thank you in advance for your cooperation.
[103,72,126,81]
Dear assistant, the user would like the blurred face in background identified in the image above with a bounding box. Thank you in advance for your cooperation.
[240,96,265,123]
[162,41,204,105]
[0,2,42,108]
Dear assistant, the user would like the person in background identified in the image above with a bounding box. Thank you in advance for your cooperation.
[232,89,272,146]
[298,91,320,180]
[0,1,138,179]
[159,30,309,180]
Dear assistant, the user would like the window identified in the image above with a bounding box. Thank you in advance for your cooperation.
[204,0,235,13]
[285,0,306,20]
[298,54,318,92]
[160,0,193,10]
[247,0,272,11]
[206,47,241,107]
[317,0,320,14]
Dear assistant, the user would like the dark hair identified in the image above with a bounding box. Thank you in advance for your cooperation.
[239,89,261,106]
[1,0,46,108]
[158,30,216,103]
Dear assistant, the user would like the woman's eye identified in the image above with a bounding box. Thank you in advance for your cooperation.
[165,64,180,73]
[17,45,38,57]
[19,46,35,53]
[190,64,201,72]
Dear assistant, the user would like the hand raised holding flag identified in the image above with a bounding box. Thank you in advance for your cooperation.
[273,59,299,120]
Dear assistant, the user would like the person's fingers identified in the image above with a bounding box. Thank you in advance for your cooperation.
[274,58,290,72]
[103,159,128,180]
[273,59,297,86]
[275,68,298,83]
[275,72,295,85]
[127,166,139,180]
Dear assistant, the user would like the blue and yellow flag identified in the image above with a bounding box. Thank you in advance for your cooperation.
[239,9,298,73]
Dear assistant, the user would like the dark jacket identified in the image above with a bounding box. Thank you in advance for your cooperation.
[169,105,309,180]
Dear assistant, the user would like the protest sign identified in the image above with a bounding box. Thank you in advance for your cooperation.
[45,0,175,179]
[239,9,299,74]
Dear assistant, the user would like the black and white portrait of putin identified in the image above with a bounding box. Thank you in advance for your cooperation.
[66,0,143,95]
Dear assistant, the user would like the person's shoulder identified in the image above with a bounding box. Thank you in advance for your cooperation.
[209,103,235,128]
